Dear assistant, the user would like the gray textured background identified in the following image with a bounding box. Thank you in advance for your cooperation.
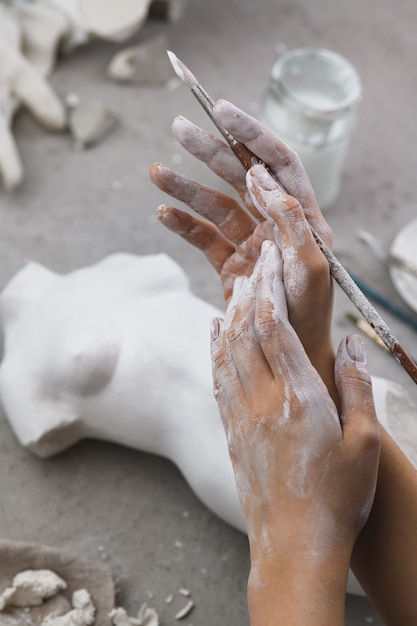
[1,0,417,623]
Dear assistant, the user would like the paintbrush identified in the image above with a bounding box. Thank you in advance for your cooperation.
[357,229,417,280]
[345,311,390,352]
[347,270,417,333]
[345,311,417,363]
[166,50,417,385]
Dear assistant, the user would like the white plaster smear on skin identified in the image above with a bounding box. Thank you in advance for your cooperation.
[226,246,337,572]
[214,102,316,205]
[253,242,343,566]
[281,244,310,301]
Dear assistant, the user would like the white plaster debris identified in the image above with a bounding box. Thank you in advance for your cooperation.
[174,599,194,621]
[0,569,67,609]
[107,34,172,84]
[97,545,109,561]
[165,594,174,604]
[110,603,159,626]
[42,589,96,625]
[67,97,118,149]
[178,589,190,597]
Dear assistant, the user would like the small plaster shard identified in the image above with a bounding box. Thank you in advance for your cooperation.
[0,569,67,610]
[67,97,118,149]
[178,588,190,597]
[107,34,173,84]
[42,589,96,625]
[110,603,159,626]
[110,607,140,625]
[174,599,194,620]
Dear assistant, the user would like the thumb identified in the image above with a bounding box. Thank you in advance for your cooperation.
[335,335,379,436]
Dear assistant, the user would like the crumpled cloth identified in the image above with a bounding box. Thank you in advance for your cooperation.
[0,540,115,625]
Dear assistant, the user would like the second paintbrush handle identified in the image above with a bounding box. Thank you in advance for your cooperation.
[312,232,417,384]
[348,271,417,333]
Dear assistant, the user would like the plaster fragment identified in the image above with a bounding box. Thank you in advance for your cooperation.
[110,603,159,626]
[68,98,118,149]
[42,589,96,625]
[0,570,66,610]
[107,34,172,84]
[174,599,194,620]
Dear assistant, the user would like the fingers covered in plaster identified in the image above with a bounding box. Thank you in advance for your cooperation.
[149,162,256,244]
[156,204,235,275]
[213,99,333,246]
[246,164,331,307]
[170,115,262,219]
[211,239,380,561]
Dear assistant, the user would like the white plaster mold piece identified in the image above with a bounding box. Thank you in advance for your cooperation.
[78,0,152,41]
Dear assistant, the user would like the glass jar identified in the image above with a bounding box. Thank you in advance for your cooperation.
[259,47,362,209]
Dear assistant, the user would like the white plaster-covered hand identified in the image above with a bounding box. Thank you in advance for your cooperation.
[211,239,381,625]
[0,1,67,188]
[0,0,155,188]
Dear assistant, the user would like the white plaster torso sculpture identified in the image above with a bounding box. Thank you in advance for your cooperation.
[0,252,416,596]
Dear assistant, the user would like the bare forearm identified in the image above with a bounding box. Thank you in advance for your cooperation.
[247,553,350,626]
[351,425,417,624]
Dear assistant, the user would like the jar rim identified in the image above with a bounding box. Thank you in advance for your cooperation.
[270,47,362,117]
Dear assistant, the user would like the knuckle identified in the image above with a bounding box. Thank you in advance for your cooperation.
[308,249,331,280]
[226,317,248,346]
[253,311,281,341]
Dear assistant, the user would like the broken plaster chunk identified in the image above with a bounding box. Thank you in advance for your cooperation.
[107,33,173,84]
[110,607,141,626]
[174,599,194,620]
[42,588,96,626]
[67,97,118,150]
[137,603,159,626]
[0,569,67,610]
[110,603,159,626]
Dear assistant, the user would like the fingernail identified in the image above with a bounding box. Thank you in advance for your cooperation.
[210,317,221,340]
[249,164,278,192]
[346,335,366,363]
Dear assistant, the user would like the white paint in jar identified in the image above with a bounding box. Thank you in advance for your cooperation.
[259,48,361,209]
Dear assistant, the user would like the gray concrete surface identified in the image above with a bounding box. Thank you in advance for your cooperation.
[1,0,417,623]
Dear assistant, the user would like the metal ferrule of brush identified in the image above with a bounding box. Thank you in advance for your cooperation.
[190,84,239,148]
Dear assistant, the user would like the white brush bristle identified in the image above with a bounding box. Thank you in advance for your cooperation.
[167,50,198,87]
